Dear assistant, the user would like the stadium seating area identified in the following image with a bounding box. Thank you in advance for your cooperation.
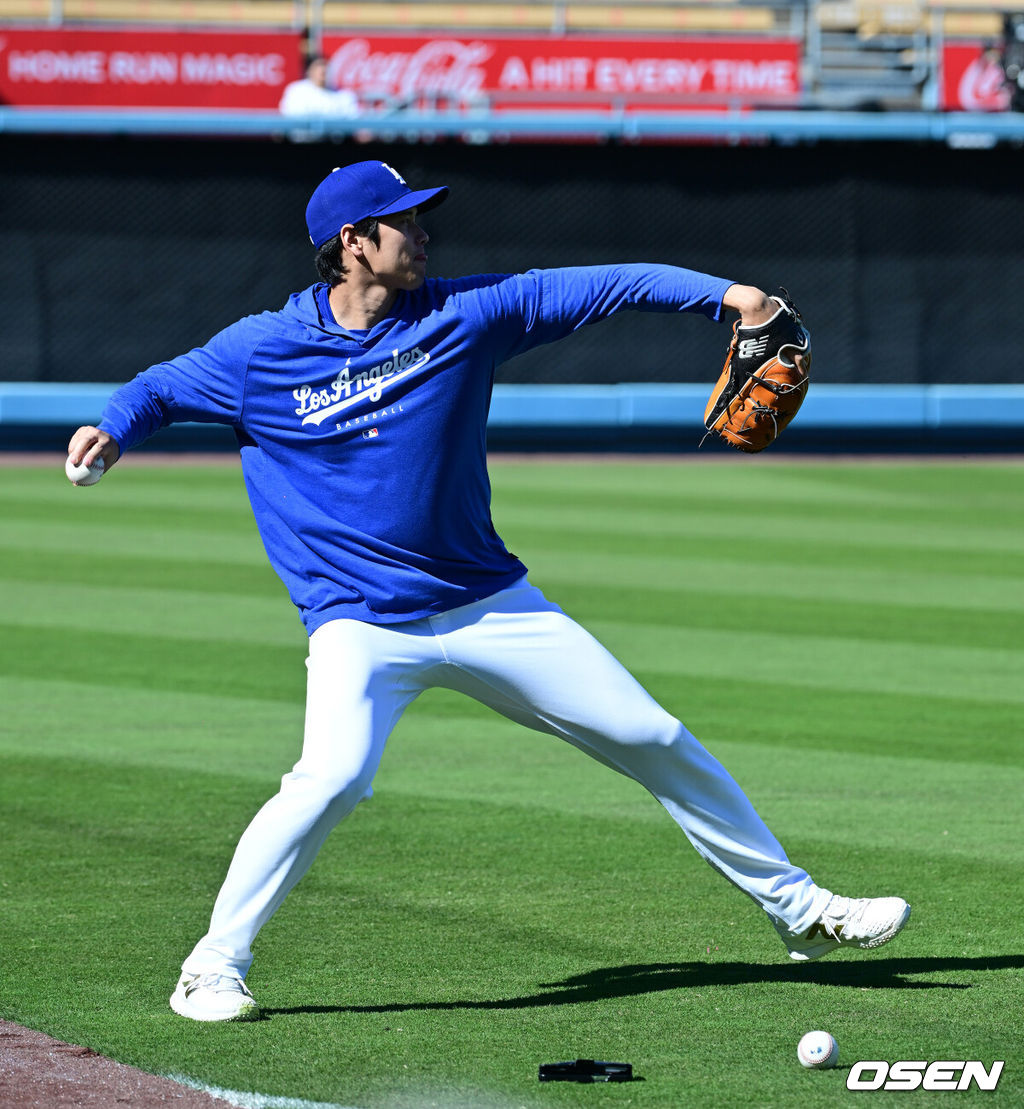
[1,0,1020,112]
[1,0,1021,33]
[0,0,1019,40]
[0,0,791,30]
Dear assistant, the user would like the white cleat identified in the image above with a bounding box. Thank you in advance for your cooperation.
[779,895,911,962]
[170,972,260,1022]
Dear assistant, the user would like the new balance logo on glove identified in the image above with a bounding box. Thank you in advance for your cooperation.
[737,336,771,360]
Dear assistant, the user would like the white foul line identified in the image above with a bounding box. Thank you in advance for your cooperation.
[167,1073,362,1109]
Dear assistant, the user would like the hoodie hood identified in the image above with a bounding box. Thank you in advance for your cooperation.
[281,283,416,347]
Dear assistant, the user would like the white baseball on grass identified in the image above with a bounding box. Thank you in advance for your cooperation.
[65,455,105,486]
[797,1030,839,1069]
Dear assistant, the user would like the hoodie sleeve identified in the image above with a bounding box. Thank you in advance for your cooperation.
[98,319,253,453]
[457,265,734,364]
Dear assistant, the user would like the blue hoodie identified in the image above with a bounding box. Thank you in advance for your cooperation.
[98,264,732,633]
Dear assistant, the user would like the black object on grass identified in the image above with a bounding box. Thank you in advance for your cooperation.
[539,1059,634,1083]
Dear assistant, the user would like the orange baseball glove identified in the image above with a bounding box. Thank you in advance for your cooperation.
[702,290,811,453]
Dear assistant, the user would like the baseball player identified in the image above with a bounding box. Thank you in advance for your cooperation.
[67,161,910,1023]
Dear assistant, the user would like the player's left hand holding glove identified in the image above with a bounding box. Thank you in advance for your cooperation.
[702,290,811,453]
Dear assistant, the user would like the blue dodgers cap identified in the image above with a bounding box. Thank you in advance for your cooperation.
[305,161,449,249]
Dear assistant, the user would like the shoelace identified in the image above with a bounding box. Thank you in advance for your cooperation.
[819,895,870,937]
[185,973,251,997]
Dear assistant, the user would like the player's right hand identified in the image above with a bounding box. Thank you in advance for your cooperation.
[68,426,121,471]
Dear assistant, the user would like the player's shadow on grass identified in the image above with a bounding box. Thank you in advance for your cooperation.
[262,954,1024,1018]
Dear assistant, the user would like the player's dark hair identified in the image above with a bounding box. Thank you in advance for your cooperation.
[315,217,380,286]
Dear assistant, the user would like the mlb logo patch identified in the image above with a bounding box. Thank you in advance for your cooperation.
[362,428,379,439]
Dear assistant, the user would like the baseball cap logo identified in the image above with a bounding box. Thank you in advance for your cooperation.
[381,163,407,185]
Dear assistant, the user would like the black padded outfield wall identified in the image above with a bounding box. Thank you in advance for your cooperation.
[1,134,1020,387]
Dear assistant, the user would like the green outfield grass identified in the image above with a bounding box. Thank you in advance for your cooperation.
[1,455,1022,1107]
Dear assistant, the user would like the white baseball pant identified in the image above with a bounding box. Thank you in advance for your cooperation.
[182,576,828,978]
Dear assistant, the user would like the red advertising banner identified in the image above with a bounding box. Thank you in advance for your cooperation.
[941,41,1010,111]
[320,33,802,109]
[7,30,1017,118]
[0,28,801,112]
[0,28,302,108]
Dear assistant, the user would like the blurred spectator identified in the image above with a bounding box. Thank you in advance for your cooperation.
[280,55,359,127]
[1001,13,1024,111]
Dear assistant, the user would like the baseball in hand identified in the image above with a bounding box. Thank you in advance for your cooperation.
[65,455,105,486]
[797,1030,839,1069]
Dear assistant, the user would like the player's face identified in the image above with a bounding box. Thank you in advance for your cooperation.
[365,208,429,290]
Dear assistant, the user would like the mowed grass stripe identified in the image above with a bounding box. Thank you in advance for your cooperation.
[413,677,1021,768]
[0,755,269,869]
[0,493,255,533]
[642,673,1021,767]
[583,619,1024,705]
[541,580,1020,651]
[5,660,1018,805]
[377,708,1024,857]
[0,675,304,781]
[0,580,304,647]
[0,462,248,509]
[491,458,1024,512]
[494,501,1024,555]
[19,457,1023,521]
[3,659,1018,799]
[5,720,1021,906]
[500,524,1021,578]
[0,546,284,598]
[6,753,1020,935]
[0,519,266,564]
[0,623,306,702]
[492,479,1015,531]
[1,573,1015,652]
[4,611,1018,709]
[521,550,1024,613]
[8,532,1019,609]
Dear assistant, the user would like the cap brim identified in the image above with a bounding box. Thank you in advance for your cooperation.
[371,185,449,220]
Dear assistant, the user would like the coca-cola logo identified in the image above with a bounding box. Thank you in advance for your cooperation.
[957,54,1010,111]
[327,38,492,99]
